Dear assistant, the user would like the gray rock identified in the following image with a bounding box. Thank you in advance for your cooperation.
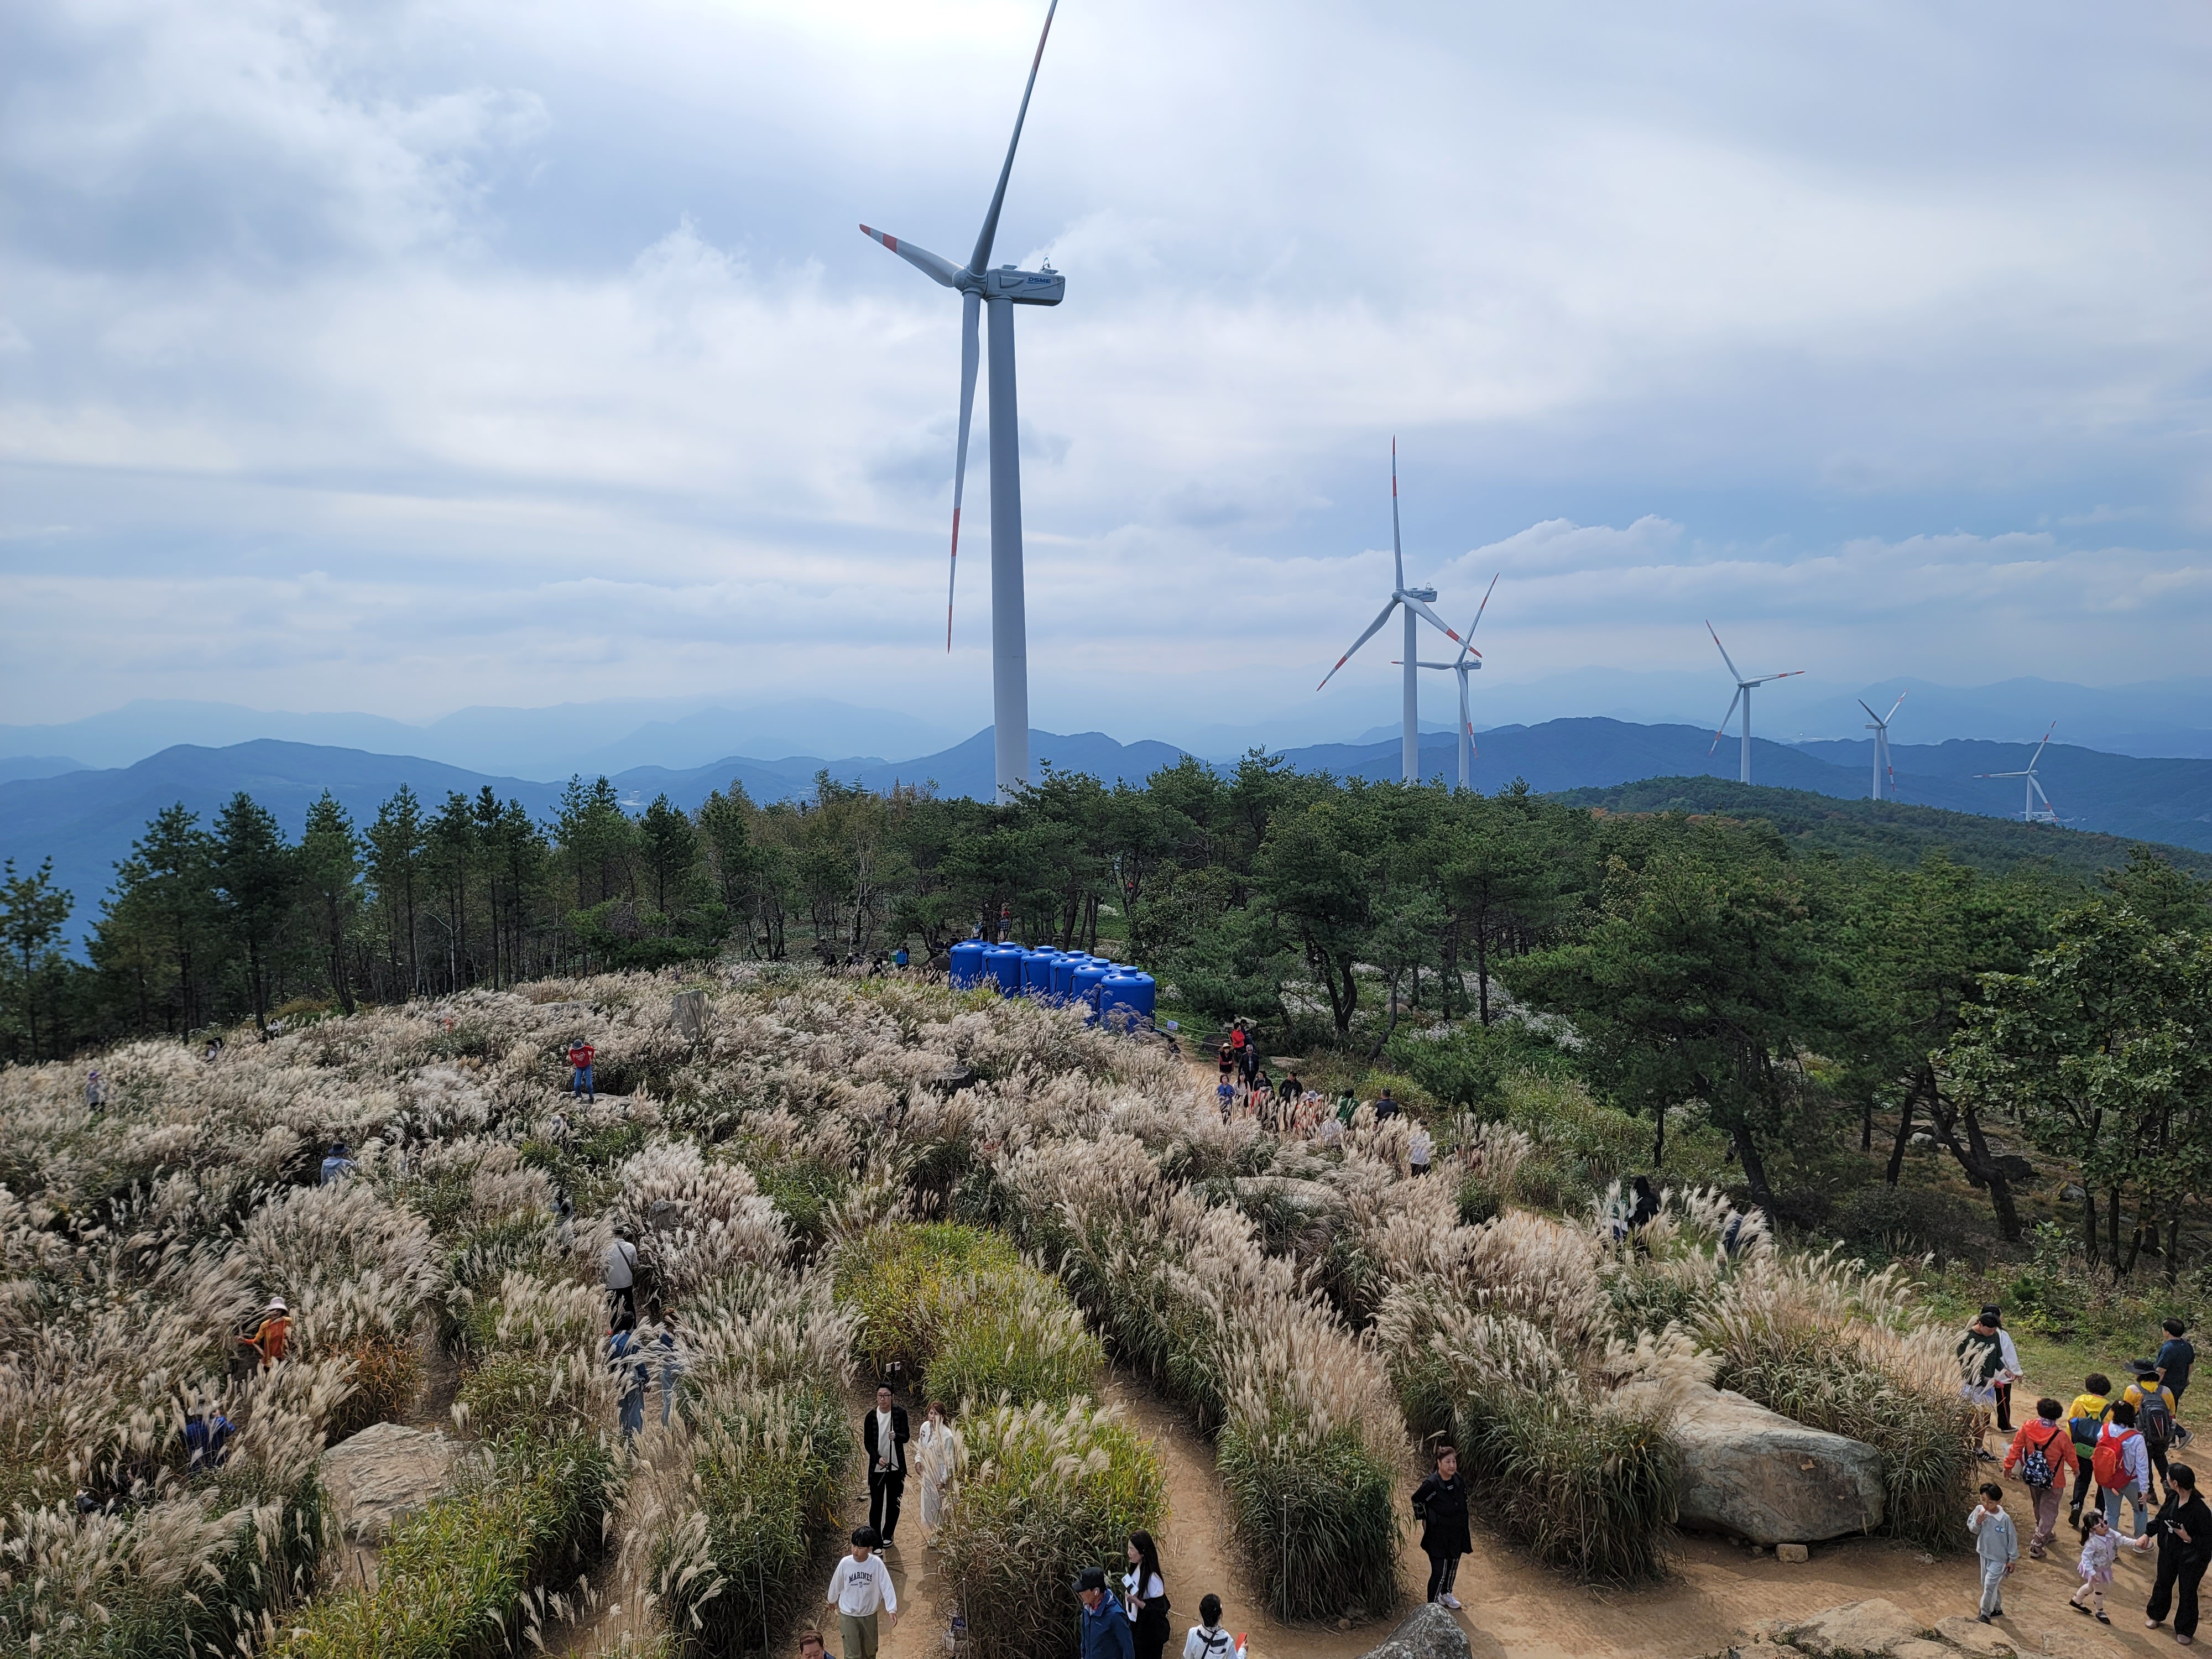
[669,990,708,1042]
[1357,1603,1472,1659]
[1676,1387,1885,1545]
[1777,1599,1929,1657]
[320,1420,457,1542]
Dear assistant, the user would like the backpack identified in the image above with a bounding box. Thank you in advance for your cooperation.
[2140,1392,2177,1452]
[2019,1425,2057,1489]
[2071,1411,2106,1454]
[2093,1427,2138,1492]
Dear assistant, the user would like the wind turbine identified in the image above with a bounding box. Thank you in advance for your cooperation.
[1705,623,1803,785]
[1977,723,2059,823]
[1317,441,1467,782]
[1859,691,1906,800]
[860,0,1065,802]
[1407,574,1499,790]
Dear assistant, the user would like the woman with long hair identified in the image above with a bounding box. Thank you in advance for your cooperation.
[1124,1528,1170,1659]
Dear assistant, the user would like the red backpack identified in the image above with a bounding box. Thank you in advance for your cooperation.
[2093,1425,2138,1492]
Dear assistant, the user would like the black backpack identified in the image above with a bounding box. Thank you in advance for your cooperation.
[2141,1391,2177,1452]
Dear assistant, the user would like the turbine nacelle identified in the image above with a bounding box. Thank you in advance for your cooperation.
[980,263,1065,305]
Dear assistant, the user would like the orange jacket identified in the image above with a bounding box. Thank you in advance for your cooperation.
[2003,1417,2078,1483]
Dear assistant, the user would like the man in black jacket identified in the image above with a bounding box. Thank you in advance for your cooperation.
[863,1384,910,1546]
[2146,1462,2212,1641]
[1412,1444,1472,1610]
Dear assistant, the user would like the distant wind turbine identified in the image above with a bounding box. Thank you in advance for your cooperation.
[1977,723,2059,823]
[1705,623,1803,786]
[1406,574,1499,790]
[1859,692,1906,801]
[860,0,1065,802]
[1317,441,1467,783]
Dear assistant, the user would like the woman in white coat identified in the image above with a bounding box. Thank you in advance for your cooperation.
[914,1400,952,1537]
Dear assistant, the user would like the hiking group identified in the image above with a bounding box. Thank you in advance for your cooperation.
[1967,1307,2207,1643]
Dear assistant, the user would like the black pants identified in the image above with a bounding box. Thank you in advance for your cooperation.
[869,1468,905,1542]
[2151,1442,2174,1499]
[2149,1543,2209,1637]
[2072,1457,2098,1522]
[608,1285,636,1320]
[1424,1548,1461,1601]
[1995,1383,2013,1433]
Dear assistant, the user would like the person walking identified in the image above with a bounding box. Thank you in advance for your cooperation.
[1124,1530,1170,1659]
[1181,1594,1235,1659]
[1217,1042,1235,1089]
[85,1068,105,1113]
[915,1400,952,1539]
[1412,1444,1472,1609]
[1968,1481,2018,1623]
[238,1298,291,1368]
[320,1140,357,1185]
[2131,1361,2185,1502]
[2096,1400,2154,1536]
[2145,1463,2212,1645]
[1078,1566,1135,1659]
[796,1630,828,1659]
[2004,1395,2079,1557]
[2163,1322,2198,1410]
[1959,1311,2009,1457]
[864,1384,909,1547]
[567,1037,596,1101]
[1408,1123,1434,1178]
[1374,1086,1401,1122]
[826,1528,898,1659]
[603,1224,640,1321]
[1985,1306,2025,1433]
[2073,1510,2151,1623]
[608,1312,648,1442]
[2070,1374,2116,1530]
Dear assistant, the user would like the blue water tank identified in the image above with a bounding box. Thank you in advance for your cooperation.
[949,940,987,989]
[986,944,1026,994]
[1022,948,1060,998]
[1070,963,1112,1021]
[1050,954,1081,1001]
[1098,971,1157,1032]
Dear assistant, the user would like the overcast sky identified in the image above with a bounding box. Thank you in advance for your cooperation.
[4,0,2209,740]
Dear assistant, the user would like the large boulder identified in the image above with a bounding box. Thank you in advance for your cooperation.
[320,1420,457,1542]
[1773,1600,1929,1658]
[1357,1604,1472,1659]
[1676,1387,1885,1545]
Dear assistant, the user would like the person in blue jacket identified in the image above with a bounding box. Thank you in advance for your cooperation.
[1077,1565,1135,1659]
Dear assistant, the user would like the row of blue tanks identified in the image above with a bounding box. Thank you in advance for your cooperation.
[947,940,1158,1030]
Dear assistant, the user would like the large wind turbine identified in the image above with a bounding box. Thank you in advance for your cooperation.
[1977,723,2059,823]
[1859,692,1906,800]
[1409,574,1499,789]
[860,0,1065,802]
[1317,442,1467,782]
[1705,623,1802,786]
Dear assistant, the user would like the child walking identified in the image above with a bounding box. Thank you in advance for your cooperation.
[2072,1509,2153,1623]
[1968,1483,2018,1623]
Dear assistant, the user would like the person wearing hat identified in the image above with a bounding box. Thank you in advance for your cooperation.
[1078,1564,1135,1659]
[239,1298,291,1368]
[604,1223,640,1321]
[320,1141,357,1185]
[825,1526,897,1658]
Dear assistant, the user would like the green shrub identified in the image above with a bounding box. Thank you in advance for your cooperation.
[1388,1021,1572,1113]
[936,1399,1166,1659]
[275,1433,613,1659]
[1217,1416,1400,1619]
[1453,1387,1681,1583]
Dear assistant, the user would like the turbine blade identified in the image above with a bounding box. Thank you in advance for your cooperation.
[969,0,1060,275]
[2030,721,2056,766]
[1709,688,1743,755]
[1455,572,1500,664]
[1403,593,1463,646]
[859,225,965,288]
[1706,620,1743,684]
[947,292,981,650]
[1856,698,1882,724]
[1751,670,1805,684]
[1317,598,1401,692]
[1886,691,1908,723]
[1391,437,1405,594]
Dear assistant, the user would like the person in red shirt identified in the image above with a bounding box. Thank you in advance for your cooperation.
[567,1039,596,1102]
[2003,1395,2080,1557]
[239,1298,291,1368]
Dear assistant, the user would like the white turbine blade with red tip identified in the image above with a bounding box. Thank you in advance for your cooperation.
[2029,721,2057,768]
[1404,593,1463,647]
[1318,598,1401,692]
[1390,437,1406,592]
[1750,670,1804,686]
[859,225,966,288]
[1707,621,1743,684]
[1709,687,1744,755]
[969,0,1060,274]
[1885,691,1908,724]
[1454,573,1499,666]
[946,291,980,650]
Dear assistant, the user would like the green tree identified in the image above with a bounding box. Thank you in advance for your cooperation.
[212,794,293,1034]
[1254,795,1375,1042]
[1,857,74,1060]
[95,804,219,1033]
[298,792,363,1015]
[639,793,700,916]
[366,785,427,997]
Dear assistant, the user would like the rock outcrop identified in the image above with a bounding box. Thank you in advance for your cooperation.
[320,1420,457,1542]
[1736,1598,2125,1659]
[1356,1604,1473,1659]
[1676,1387,1885,1545]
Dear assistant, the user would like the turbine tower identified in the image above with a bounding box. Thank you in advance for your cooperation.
[860,0,1065,802]
[1705,623,1802,786]
[1409,574,1499,790]
[1977,723,2059,823]
[1317,441,1466,782]
[1859,691,1906,801]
